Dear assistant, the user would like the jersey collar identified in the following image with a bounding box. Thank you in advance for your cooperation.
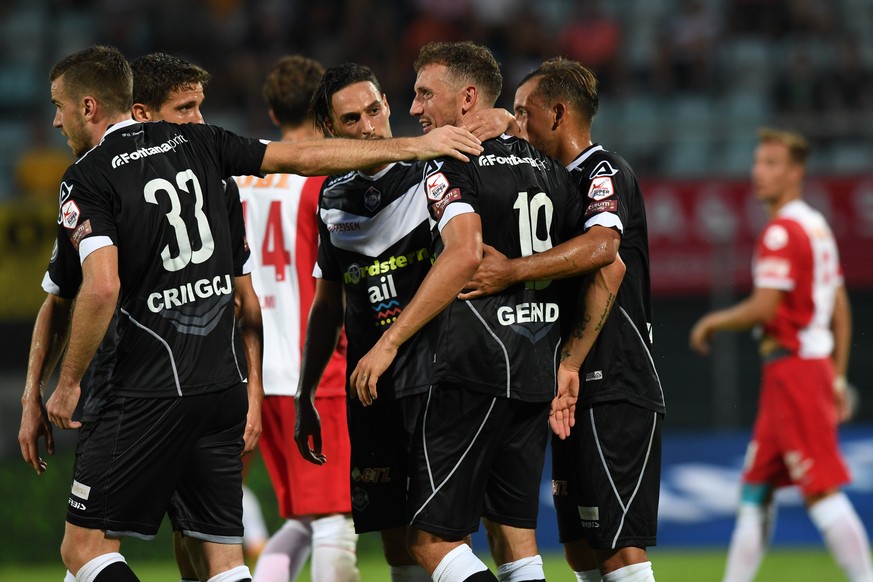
[566,144,604,172]
[103,118,139,139]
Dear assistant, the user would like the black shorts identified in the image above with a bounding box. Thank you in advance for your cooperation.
[67,383,247,542]
[408,383,549,539]
[347,392,426,533]
[552,400,662,549]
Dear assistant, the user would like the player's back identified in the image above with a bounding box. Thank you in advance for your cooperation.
[237,172,346,397]
[424,135,584,402]
[60,119,266,397]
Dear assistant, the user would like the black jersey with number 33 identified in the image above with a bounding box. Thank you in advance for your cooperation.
[56,119,266,398]
[423,135,584,403]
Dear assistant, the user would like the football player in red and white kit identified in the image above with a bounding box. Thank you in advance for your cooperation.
[691,128,873,582]
[238,56,358,582]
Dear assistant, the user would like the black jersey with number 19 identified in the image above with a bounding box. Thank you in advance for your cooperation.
[423,135,585,403]
[56,119,266,398]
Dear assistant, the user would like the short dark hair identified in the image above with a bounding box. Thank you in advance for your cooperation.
[311,63,383,136]
[413,41,503,107]
[520,57,599,124]
[130,52,210,110]
[758,127,810,165]
[50,45,132,115]
[263,55,325,127]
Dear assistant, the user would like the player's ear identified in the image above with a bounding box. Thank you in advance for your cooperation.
[82,95,98,120]
[552,103,566,130]
[131,103,152,122]
[268,108,280,129]
[382,93,391,119]
[461,85,477,115]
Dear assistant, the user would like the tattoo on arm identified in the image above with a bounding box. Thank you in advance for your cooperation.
[594,292,617,333]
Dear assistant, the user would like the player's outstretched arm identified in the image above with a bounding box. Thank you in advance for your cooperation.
[261,126,483,176]
[47,246,119,430]
[235,274,264,454]
[550,255,625,439]
[460,225,620,300]
[19,293,72,475]
[295,279,345,465]
[689,286,783,355]
[351,213,483,405]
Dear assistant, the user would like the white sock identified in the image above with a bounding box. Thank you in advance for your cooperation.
[64,571,76,582]
[75,553,127,582]
[432,545,489,582]
[575,569,602,582]
[242,485,269,552]
[497,555,544,581]
[390,564,433,581]
[809,492,873,582]
[601,561,654,582]
[311,514,359,582]
[723,502,775,582]
[252,519,312,582]
[207,565,252,582]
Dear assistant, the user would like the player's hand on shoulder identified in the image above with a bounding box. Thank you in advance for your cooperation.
[462,108,518,141]
[418,126,482,163]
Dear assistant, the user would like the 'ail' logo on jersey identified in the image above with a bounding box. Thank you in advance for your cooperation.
[425,172,449,202]
[61,200,80,230]
[588,177,615,201]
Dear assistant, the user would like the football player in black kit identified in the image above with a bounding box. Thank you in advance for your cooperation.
[28,45,482,582]
[351,41,591,582]
[295,62,441,582]
[466,57,664,582]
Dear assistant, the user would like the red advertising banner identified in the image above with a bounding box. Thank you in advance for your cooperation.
[642,175,873,296]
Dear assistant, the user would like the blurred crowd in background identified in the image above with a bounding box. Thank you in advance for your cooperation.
[2,0,873,205]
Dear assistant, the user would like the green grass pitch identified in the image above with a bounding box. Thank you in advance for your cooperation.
[0,546,848,581]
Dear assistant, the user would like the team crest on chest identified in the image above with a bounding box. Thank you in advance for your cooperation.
[364,186,381,212]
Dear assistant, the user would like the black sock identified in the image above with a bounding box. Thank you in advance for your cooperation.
[93,561,140,581]
[463,571,499,581]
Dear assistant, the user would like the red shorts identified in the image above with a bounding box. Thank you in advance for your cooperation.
[259,395,352,518]
[743,356,850,496]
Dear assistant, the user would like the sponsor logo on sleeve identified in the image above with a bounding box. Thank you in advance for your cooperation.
[584,199,618,218]
[430,187,462,221]
[589,160,619,179]
[61,200,80,230]
[754,257,791,279]
[425,172,450,202]
[763,224,789,250]
[70,219,92,250]
[587,177,615,201]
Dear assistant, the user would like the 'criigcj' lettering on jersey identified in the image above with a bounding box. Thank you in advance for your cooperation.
[111,134,189,168]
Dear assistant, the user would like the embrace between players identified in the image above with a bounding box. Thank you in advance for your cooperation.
[20,41,663,582]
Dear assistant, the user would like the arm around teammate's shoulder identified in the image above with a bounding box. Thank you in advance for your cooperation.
[260,126,482,176]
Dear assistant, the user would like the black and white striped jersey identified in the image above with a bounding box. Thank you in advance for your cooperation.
[568,145,665,414]
[424,135,585,403]
[54,119,266,398]
[315,161,435,399]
